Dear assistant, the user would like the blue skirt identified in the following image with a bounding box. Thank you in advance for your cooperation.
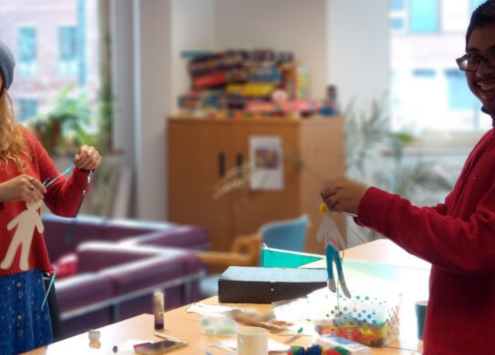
[0,269,53,355]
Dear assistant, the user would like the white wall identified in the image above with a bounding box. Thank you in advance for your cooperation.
[112,0,216,221]
[215,0,328,100]
[327,0,390,109]
[133,0,172,221]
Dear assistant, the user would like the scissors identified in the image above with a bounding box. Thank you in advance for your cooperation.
[317,203,351,298]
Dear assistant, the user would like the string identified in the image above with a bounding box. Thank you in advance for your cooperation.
[41,270,57,310]
[41,165,93,310]
[43,163,76,188]
[63,169,92,247]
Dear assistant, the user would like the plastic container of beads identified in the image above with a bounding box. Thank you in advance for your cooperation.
[308,287,402,347]
[199,312,236,336]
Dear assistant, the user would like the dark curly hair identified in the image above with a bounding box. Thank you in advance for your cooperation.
[466,0,495,49]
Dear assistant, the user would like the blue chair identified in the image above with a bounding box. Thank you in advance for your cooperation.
[197,214,309,297]
[259,214,309,252]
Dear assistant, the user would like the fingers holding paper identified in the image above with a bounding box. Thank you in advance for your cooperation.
[320,176,369,216]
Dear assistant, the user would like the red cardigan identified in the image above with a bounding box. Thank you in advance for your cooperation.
[0,127,91,276]
[357,129,495,354]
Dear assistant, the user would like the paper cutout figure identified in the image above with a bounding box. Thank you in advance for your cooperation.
[318,203,351,298]
[1,200,44,271]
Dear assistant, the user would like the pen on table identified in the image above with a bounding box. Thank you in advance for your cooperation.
[284,333,302,344]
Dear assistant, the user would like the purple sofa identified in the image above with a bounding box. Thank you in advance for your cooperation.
[41,214,209,338]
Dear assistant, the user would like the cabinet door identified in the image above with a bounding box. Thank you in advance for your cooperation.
[228,121,302,237]
[168,120,233,251]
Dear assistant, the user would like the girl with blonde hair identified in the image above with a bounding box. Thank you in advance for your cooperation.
[0,40,101,354]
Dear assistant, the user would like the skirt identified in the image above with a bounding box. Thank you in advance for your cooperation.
[0,268,53,355]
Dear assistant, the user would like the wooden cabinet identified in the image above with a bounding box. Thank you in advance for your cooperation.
[167,117,346,254]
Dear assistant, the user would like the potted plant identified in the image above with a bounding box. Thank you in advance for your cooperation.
[33,85,93,155]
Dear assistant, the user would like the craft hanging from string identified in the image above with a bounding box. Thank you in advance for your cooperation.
[317,203,351,298]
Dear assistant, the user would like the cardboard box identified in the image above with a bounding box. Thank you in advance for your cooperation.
[218,266,327,303]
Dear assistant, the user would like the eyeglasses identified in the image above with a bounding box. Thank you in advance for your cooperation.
[456,51,495,71]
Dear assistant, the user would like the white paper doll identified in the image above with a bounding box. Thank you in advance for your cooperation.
[1,200,44,271]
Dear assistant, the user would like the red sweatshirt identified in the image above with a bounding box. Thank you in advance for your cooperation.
[357,128,495,354]
[0,127,91,276]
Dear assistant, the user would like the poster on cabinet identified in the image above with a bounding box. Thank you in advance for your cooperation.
[249,136,284,190]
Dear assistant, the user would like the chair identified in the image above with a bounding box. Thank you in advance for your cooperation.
[196,214,309,298]
[196,233,263,297]
[259,214,309,252]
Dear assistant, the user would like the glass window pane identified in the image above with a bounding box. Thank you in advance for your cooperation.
[0,0,100,129]
[390,17,405,30]
[18,98,38,122]
[410,0,439,33]
[58,26,78,76]
[58,26,77,61]
[445,69,477,110]
[471,0,486,11]
[18,27,36,62]
[413,69,436,77]
[442,0,469,32]
[391,0,405,11]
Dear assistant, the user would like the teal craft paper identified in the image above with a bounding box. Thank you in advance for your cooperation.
[262,247,323,268]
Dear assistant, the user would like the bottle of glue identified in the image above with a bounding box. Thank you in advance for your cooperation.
[153,291,165,330]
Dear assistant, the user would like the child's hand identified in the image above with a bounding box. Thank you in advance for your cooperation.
[0,175,46,203]
[320,176,369,215]
[74,145,102,170]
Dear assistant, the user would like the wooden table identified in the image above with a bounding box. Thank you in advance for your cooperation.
[23,240,430,355]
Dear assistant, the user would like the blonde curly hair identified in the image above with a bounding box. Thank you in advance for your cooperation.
[0,89,30,171]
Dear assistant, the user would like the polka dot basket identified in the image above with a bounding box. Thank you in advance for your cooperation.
[308,287,403,347]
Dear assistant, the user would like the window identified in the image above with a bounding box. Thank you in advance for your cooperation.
[471,0,486,10]
[390,0,493,135]
[390,0,407,33]
[18,26,37,78]
[390,17,406,31]
[0,0,101,133]
[445,69,477,110]
[17,98,38,122]
[412,69,436,77]
[409,0,439,33]
[442,0,470,32]
[391,0,405,11]
[58,26,78,76]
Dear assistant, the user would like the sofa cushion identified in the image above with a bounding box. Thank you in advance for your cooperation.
[55,273,114,312]
[100,251,197,295]
[52,253,78,279]
[76,242,160,273]
[102,219,177,241]
[131,226,209,250]
[43,214,107,261]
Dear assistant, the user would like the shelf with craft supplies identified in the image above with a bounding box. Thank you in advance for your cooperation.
[177,49,340,120]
